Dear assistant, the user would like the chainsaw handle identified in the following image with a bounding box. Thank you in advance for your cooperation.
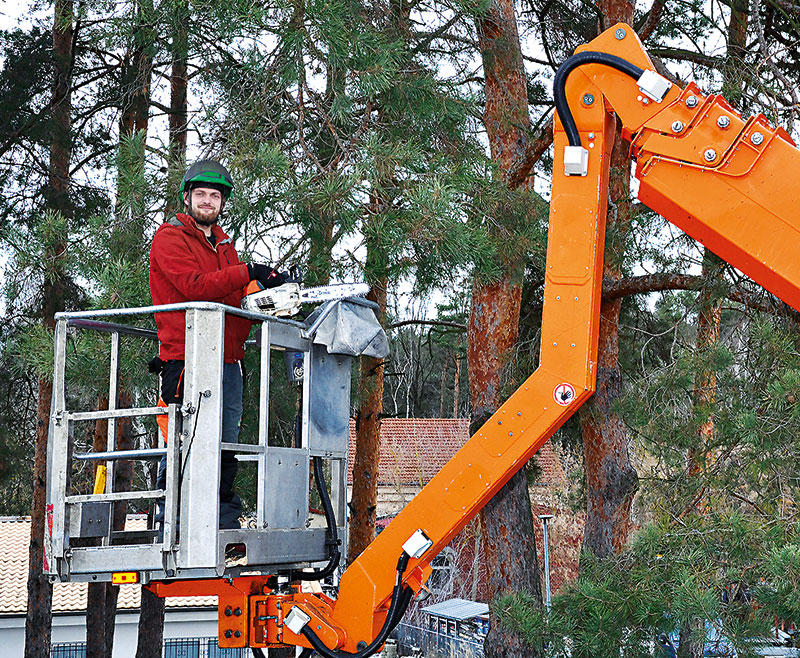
[285,265,303,284]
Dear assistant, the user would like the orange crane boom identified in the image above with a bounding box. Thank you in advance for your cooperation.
[149,23,800,654]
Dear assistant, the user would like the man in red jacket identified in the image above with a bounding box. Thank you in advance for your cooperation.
[150,160,283,529]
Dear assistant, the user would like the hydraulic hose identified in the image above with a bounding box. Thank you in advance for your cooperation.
[299,553,413,658]
[293,456,341,581]
[553,51,644,147]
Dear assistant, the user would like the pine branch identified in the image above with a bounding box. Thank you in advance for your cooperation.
[635,0,666,42]
[389,319,467,331]
[506,123,554,190]
[647,47,722,67]
[602,272,778,314]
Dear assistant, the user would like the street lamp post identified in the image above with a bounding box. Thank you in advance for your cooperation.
[538,514,554,610]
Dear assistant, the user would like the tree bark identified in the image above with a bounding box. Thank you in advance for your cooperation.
[25,3,74,656]
[90,3,154,652]
[348,271,387,562]
[579,129,639,560]
[578,0,639,562]
[135,588,165,658]
[164,0,189,218]
[472,1,542,655]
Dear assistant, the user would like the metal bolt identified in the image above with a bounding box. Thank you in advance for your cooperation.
[615,28,626,39]
[234,631,241,638]
[751,132,764,145]
[224,630,233,639]
[686,95,699,108]
[225,607,233,617]
[717,115,730,128]
[202,389,212,398]
[588,132,595,139]
[671,121,684,133]
[582,93,594,105]
[704,149,717,162]
[234,607,242,616]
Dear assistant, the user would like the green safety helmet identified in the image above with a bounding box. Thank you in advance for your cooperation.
[179,160,234,200]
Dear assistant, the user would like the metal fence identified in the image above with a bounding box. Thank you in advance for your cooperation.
[51,643,86,658]
[51,638,245,658]
[394,621,485,658]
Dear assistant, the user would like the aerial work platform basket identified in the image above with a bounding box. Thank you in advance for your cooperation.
[44,298,388,585]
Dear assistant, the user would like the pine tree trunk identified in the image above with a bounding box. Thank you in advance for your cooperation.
[25,2,74,656]
[453,347,461,418]
[348,273,387,562]
[164,0,189,218]
[472,1,542,654]
[89,4,154,652]
[681,10,747,653]
[578,0,639,560]
[135,588,165,658]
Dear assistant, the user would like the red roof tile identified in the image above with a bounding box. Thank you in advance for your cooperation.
[0,516,215,614]
[348,418,565,486]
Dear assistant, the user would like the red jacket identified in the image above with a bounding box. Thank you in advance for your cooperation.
[149,213,251,363]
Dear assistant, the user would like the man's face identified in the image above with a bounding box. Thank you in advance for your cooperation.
[185,186,223,226]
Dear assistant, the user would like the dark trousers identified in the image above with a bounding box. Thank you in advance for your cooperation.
[157,360,243,529]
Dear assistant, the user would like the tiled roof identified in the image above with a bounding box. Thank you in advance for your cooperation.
[0,516,215,615]
[348,418,565,486]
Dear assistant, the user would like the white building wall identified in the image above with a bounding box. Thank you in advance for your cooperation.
[0,608,219,657]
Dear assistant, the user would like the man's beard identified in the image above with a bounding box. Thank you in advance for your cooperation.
[191,205,220,226]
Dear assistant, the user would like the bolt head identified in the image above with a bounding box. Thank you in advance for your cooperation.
[582,93,594,105]
[671,121,684,133]
[704,149,717,162]
[751,132,764,145]
[685,95,699,108]
[615,28,626,39]
[717,115,730,128]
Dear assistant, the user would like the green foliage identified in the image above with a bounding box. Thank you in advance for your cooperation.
[500,516,797,657]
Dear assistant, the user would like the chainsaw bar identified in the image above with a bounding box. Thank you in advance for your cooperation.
[299,282,370,303]
[242,282,370,317]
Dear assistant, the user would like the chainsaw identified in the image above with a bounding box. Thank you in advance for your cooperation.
[242,280,371,317]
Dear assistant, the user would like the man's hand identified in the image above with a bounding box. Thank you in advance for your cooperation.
[247,263,286,289]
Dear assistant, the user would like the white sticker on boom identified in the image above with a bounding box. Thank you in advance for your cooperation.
[553,383,575,406]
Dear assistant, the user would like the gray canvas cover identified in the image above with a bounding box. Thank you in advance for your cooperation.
[307,301,389,357]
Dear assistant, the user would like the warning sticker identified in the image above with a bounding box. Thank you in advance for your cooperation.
[553,383,576,406]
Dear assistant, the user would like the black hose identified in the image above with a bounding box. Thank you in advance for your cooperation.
[293,456,341,581]
[553,51,644,147]
[251,648,266,658]
[299,553,413,658]
[299,649,315,657]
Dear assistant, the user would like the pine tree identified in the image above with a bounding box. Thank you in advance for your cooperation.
[24,2,75,656]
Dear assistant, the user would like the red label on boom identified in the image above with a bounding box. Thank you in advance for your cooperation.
[553,383,575,406]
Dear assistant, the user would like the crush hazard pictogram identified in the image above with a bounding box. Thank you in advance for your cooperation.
[553,383,575,406]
